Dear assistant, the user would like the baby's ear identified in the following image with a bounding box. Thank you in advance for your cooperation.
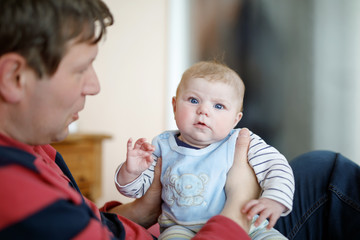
[233,111,243,127]
[172,97,177,114]
[0,53,27,103]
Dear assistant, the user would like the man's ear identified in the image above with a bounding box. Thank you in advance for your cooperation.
[233,111,243,128]
[0,53,27,103]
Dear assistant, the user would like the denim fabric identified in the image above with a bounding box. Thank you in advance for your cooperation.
[275,151,360,239]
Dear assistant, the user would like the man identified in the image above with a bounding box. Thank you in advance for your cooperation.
[0,0,258,239]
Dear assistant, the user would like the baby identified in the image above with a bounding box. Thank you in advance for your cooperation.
[115,61,294,239]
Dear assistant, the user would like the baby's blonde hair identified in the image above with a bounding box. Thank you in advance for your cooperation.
[176,61,245,111]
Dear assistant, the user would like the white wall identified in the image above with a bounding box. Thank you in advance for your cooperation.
[78,0,167,206]
[313,0,360,164]
[166,0,191,130]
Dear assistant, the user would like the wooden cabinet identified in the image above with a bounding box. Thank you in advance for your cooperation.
[51,133,111,202]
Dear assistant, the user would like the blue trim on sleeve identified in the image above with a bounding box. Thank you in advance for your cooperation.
[0,146,37,172]
[0,200,95,239]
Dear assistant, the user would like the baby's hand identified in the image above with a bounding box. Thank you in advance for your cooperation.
[242,198,286,229]
[124,138,155,176]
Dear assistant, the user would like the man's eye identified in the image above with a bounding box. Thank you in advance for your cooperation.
[214,104,224,110]
[77,64,91,75]
[189,98,198,104]
[75,67,87,75]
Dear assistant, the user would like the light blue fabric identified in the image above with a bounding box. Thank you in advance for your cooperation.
[152,129,239,229]
[115,128,292,239]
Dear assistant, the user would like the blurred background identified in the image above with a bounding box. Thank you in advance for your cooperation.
[75,0,360,206]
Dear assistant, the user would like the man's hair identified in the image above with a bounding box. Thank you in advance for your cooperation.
[176,61,245,110]
[0,0,114,77]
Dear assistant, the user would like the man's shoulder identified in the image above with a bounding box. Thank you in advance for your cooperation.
[0,145,37,172]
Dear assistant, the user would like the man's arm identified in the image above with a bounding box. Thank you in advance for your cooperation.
[221,128,260,232]
[193,128,260,239]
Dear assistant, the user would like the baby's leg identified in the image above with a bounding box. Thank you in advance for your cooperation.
[159,225,196,240]
[250,215,288,240]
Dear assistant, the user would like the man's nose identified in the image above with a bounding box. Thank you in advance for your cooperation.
[82,66,100,96]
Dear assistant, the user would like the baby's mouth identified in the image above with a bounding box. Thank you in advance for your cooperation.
[195,121,209,128]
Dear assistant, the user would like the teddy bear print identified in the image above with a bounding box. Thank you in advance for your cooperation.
[163,167,209,207]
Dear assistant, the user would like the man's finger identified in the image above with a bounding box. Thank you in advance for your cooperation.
[151,157,162,190]
[234,128,251,165]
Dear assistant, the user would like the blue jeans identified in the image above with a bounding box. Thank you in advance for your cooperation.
[275,151,360,239]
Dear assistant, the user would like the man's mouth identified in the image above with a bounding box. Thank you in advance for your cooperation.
[72,112,79,121]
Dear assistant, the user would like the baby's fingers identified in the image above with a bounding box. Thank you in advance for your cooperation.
[134,138,147,149]
[242,200,265,220]
[254,209,271,227]
[267,213,281,229]
[127,138,134,151]
[242,199,258,214]
[142,142,155,152]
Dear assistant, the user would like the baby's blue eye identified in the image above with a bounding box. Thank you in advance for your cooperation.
[189,98,198,104]
[214,104,224,110]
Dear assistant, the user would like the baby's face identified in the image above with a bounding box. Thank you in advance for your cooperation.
[173,77,243,148]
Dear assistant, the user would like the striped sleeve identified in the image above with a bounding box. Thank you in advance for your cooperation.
[247,131,295,215]
[115,156,157,198]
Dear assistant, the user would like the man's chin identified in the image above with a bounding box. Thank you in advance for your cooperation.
[51,129,69,143]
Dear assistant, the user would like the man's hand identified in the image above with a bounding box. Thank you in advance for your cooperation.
[242,198,286,229]
[132,157,163,228]
[221,128,261,232]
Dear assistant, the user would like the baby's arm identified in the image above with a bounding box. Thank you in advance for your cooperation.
[242,130,295,229]
[117,138,155,185]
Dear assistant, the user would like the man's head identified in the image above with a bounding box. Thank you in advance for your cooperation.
[0,0,113,145]
[0,0,113,78]
[172,61,245,148]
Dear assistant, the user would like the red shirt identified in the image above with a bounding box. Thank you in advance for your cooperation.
[0,134,249,239]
